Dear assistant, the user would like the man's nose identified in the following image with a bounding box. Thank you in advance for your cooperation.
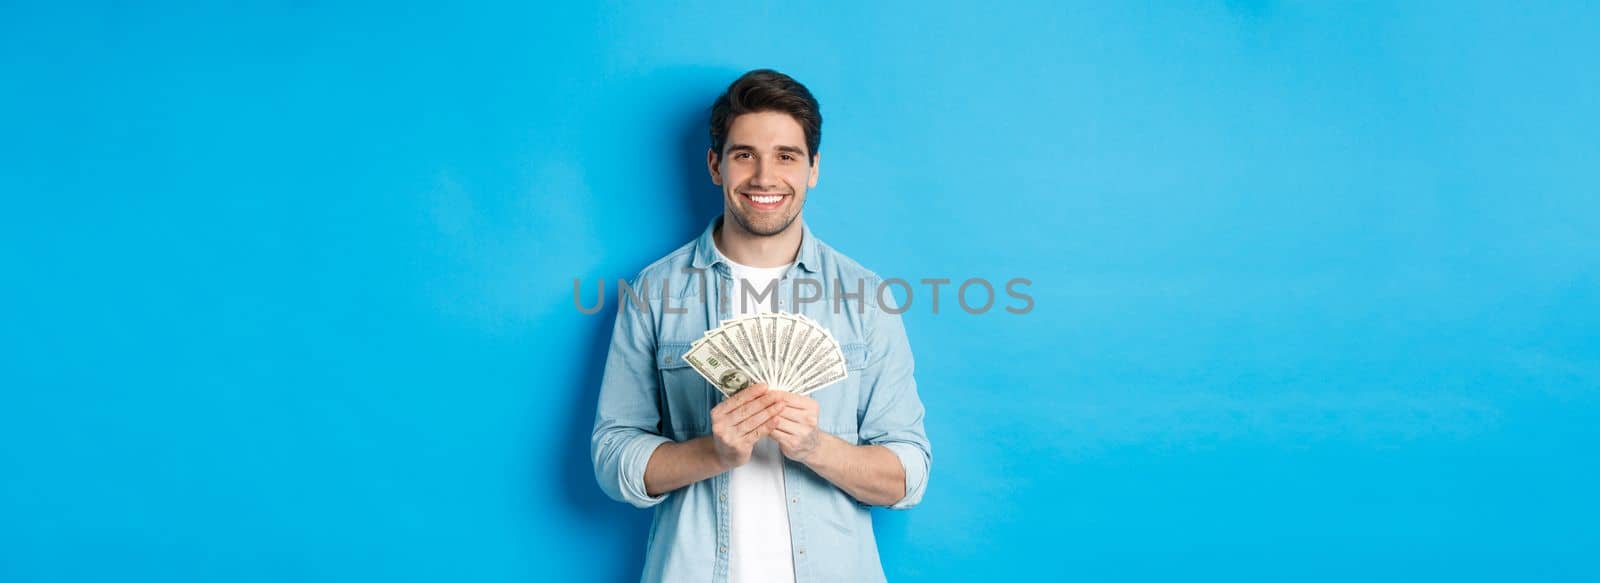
[749,159,778,188]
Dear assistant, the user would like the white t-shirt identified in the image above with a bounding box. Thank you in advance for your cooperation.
[718,247,796,583]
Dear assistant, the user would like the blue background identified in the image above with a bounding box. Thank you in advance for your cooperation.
[3,2,1597,581]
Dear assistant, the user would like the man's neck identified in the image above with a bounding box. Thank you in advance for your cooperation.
[713,214,803,268]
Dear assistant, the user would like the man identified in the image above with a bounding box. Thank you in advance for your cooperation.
[591,69,931,583]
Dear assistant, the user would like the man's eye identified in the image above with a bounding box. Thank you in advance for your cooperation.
[780,154,794,161]
[736,152,752,160]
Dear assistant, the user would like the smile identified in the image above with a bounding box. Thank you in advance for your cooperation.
[740,191,789,210]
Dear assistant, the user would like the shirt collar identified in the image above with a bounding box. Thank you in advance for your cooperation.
[690,215,821,274]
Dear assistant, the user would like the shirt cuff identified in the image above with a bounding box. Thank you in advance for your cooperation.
[619,433,675,508]
[878,441,930,510]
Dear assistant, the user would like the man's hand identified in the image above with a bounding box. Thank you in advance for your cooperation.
[709,384,784,470]
[770,392,825,462]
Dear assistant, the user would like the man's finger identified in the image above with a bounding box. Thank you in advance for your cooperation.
[771,418,811,437]
[774,405,815,424]
[739,418,777,445]
[743,423,775,444]
[736,405,785,441]
[716,394,751,421]
[710,397,731,418]
[732,410,770,436]
[714,384,767,414]
[734,401,784,435]
[728,391,782,423]
[772,395,816,415]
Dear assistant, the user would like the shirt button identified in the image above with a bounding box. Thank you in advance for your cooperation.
[790,497,798,504]
[719,494,727,502]
[719,546,727,554]
[797,548,806,555]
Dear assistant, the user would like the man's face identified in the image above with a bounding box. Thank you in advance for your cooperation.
[708,111,819,237]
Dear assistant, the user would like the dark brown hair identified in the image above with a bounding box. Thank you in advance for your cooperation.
[709,69,821,165]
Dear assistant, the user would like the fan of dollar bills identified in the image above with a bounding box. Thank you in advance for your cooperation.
[682,313,848,398]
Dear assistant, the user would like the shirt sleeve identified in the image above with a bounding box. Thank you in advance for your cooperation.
[590,282,673,509]
[856,283,932,510]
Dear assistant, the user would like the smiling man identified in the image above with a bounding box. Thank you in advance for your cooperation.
[591,69,932,583]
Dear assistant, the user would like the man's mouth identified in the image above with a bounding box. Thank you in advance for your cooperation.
[740,191,789,211]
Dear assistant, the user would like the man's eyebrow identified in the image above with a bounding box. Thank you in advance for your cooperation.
[724,143,809,156]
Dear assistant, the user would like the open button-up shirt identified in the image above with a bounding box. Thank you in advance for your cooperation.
[590,218,932,583]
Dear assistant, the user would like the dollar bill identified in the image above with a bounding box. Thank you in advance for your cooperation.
[772,314,798,391]
[682,336,755,396]
[682,312,850,401]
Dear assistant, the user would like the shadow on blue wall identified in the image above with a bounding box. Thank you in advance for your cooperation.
[548,67,733,582]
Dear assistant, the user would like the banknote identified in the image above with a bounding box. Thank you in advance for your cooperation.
[682,336,754,396]
[680,313,848,399]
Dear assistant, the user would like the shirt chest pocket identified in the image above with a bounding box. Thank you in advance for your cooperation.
[655,343,714,438]
[816,341,869,438]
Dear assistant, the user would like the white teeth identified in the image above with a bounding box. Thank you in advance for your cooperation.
[751,195,781,204]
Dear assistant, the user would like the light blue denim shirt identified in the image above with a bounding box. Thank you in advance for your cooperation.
[591,217,932,583]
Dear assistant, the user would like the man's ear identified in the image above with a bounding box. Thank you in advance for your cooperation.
[707,148,723,186]
[808,152,820,188]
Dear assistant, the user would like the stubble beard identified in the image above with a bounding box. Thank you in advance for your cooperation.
[727,195,803,237]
